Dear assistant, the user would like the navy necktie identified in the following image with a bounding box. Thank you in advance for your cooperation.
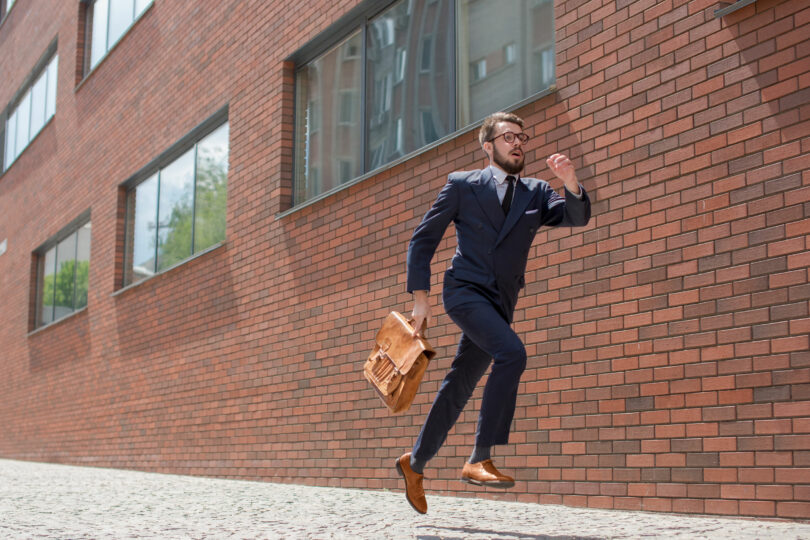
[501,176,515,215]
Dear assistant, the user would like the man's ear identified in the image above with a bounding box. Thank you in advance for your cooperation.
[482,141,492,160]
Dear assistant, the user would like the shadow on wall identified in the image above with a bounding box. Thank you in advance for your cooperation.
[28,308,90,372]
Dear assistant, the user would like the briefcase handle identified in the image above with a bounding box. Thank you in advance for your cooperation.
[407,317,428,338]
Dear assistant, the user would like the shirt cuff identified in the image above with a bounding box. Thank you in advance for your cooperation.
[565,185,584,199]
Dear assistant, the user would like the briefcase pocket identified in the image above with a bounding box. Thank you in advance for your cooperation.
[365,342,402,396]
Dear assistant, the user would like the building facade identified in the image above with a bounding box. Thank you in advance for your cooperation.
[1,0,809,520]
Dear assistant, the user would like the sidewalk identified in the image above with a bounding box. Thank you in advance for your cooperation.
[1,458,808,539]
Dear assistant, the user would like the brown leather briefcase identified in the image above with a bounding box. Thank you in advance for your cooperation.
[364,311,436,414]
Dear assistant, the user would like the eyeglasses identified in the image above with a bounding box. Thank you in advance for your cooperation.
[488,131,530,145]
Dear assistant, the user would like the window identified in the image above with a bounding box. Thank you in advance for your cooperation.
[85,0,152,73]
[36,220,91,328]
[1,0,15,21]
[504,43,517,64]
[124,119,229,286]
[471,59,486,81]
[293,0,556,206]
[3,53,58,172]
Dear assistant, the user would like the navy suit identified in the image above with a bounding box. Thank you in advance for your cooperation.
[406,167,591,462]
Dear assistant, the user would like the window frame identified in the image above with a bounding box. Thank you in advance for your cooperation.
[31,211,92,332]
[1,42,59,174]
[81,0,154,79]
[285,0,557,212]
[119,106,230,291]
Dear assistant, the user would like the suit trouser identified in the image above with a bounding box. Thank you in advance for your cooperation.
[412,301,527,463]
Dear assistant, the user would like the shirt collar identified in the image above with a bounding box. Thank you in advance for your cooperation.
[489,165,520,186]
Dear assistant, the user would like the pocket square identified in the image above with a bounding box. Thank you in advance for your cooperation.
[525,209,539,215]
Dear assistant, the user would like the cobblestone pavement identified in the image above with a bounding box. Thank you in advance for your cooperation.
[2,459,809,539]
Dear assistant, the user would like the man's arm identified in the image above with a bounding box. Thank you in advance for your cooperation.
[406,177,459,335]
[543,153,591,227]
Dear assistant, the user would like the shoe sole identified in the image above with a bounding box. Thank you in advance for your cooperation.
[396,458,427,515]
[461,476,515,489]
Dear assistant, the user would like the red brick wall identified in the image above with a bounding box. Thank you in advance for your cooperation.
[0,0,808,520]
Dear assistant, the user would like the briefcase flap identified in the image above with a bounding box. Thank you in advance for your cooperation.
[374,312,435,375]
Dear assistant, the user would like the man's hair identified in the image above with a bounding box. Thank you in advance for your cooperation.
[479,112,525,147]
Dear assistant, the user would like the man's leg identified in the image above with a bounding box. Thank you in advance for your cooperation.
[411,329,492,467]
[412,301,526,465]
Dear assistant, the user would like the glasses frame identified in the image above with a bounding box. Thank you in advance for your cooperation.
[488,130,530,145]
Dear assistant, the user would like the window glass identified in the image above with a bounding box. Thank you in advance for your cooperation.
[75,223,92,310]
[125,120,229,287]
[135,0,151,16]
[54,232,78,321]
[294,0,555,206]
[156,149,195,272]
[89,0,151,71]
[29,71,48,139]
[39,247,56,326]
[107,0,135,49]
[194,122,229,253]
[45,56,58,120]
[4,111,16,170]
[3,53,58,172]
[15,93,31,157]
[36,221,91,329]
[90,0,110,68]
[365,0,452,172]
[129,173,158,284]
[457,0,555,126]
[294,31,363,204]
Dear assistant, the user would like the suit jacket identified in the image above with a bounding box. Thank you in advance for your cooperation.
[407,167,591,322]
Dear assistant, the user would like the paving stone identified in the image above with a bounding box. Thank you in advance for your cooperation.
[1,459,809,539]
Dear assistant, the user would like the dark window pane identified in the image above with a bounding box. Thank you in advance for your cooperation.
[194,122,229,253]
[75,223,92,310]
[156,149,195,272]
[365,0,452,170]
[294,31,363,204]
[129,173,158,284]
[54,232,77,319]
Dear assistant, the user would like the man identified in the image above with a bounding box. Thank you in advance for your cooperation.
[396,112,591,514]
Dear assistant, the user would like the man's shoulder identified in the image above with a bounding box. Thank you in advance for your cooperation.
[448,169,485,183]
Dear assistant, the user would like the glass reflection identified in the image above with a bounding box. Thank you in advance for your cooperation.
[295,31,363,204]
[365,0,452,171]
[75,223,92,310]
[156,149,195,272]
[54,232,77,321]
[194,122,229,252]
[108,0,136,49]
[457,0,555,126]
[39,247,56,326]
[129,173,158,284]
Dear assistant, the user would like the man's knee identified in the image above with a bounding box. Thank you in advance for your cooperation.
[497,341,526,373]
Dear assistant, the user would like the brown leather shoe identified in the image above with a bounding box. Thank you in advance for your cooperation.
[461,459,515,489]
[396,452,427,514]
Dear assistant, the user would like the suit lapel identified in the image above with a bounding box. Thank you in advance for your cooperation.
[471,168,505,231]
[496,179,533,246]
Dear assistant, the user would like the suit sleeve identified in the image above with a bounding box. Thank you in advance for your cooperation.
[541,184,591,227]
[406,177,460,293]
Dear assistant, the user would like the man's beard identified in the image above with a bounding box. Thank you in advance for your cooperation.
[493,145,524,175]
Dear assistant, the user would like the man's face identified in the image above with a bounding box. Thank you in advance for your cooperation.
[488,121,526,175]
